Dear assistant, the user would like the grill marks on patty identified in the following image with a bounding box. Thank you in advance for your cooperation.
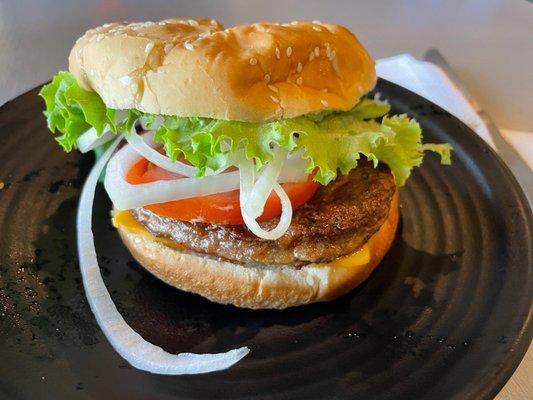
[131,161,397,266]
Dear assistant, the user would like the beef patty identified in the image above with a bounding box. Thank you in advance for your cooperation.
[131,161,397,266]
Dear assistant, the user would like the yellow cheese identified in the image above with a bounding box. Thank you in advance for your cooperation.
[114,210,370,267]
[328,244,370,268]
[113,211,185,250]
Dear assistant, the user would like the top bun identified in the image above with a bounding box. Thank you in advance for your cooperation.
[69,18,376,122]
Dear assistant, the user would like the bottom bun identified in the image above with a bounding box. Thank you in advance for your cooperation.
[118,190,399,309]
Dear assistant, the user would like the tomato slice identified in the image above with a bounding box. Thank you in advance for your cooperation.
[126,157,319,225]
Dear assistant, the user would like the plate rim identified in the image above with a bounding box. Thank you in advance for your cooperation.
[377,77,533,400]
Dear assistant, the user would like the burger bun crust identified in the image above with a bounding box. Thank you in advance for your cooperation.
[69,18,376,122]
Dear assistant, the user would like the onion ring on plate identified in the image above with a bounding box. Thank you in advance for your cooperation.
[77,134,249,374]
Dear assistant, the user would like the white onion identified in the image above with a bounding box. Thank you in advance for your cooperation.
[241,183,293,240]
[127,128,198,177]
[75,110,128,153]
[237,150,255,203]
[76,127,114,153]
[238,154,293,240]
[104,140,308,210]
[243,147,287,219]
[127,128,233,177]
[77,134,249,374]
[105,143,242,210]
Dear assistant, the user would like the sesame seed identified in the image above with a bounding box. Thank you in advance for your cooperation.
[158,21,166,26]
[312,26,321,32]
[268,84,278,93]
[96,34,104,42]
[312,20,321,24]
[290,21,298,25]
[102,23,112,28]
[326,47,331,57]
[321,99,329,107]
[275,47,281,59]
[264,74,271,83]
[286,46,292,57]
[309,52,315,61]
[297,62,303,73]
[211,19,217,25]
[188,19,199,27]
[164,43,173,53]
[296,76,303,85]
[281,23,290,27]
[270,95,280,103]
[249,57,258,65]
[145,42,154,53]
[184,41,194,50]
[329,50,336,60]
[314,46,320,56]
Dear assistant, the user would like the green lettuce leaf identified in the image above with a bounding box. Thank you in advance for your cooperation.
[39,71,115,151]
[40,71,452,185]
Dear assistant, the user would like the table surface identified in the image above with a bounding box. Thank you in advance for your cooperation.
[0,0,531,398]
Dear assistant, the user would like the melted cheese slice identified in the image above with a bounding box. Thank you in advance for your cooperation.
[113,211,370,268]
[113,211,185,250]
[328,244,370,268]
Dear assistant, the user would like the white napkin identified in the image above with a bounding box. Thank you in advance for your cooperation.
[376,54,532,168]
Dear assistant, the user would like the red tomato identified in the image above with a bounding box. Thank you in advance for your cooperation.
[126,157,319,225]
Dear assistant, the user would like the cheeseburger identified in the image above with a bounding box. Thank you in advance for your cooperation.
[40,18,451,309]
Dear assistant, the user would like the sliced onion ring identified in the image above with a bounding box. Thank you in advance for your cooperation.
[127,128,198,177]
[76,127,115,153]
[105,143,244,210]
[77,134,249,374]
[244,147,287,219]
[242,183,293,240]
[238,154,293,240]
[128,128,232,177]
[104,139,308,210]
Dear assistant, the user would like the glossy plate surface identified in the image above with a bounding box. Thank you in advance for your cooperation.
[0,80,531,399]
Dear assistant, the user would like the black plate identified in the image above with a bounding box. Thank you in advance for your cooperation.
[0,80,531,400]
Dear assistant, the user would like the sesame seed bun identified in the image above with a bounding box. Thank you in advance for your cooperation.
[116,191,398,309]
[68,18,376,122]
